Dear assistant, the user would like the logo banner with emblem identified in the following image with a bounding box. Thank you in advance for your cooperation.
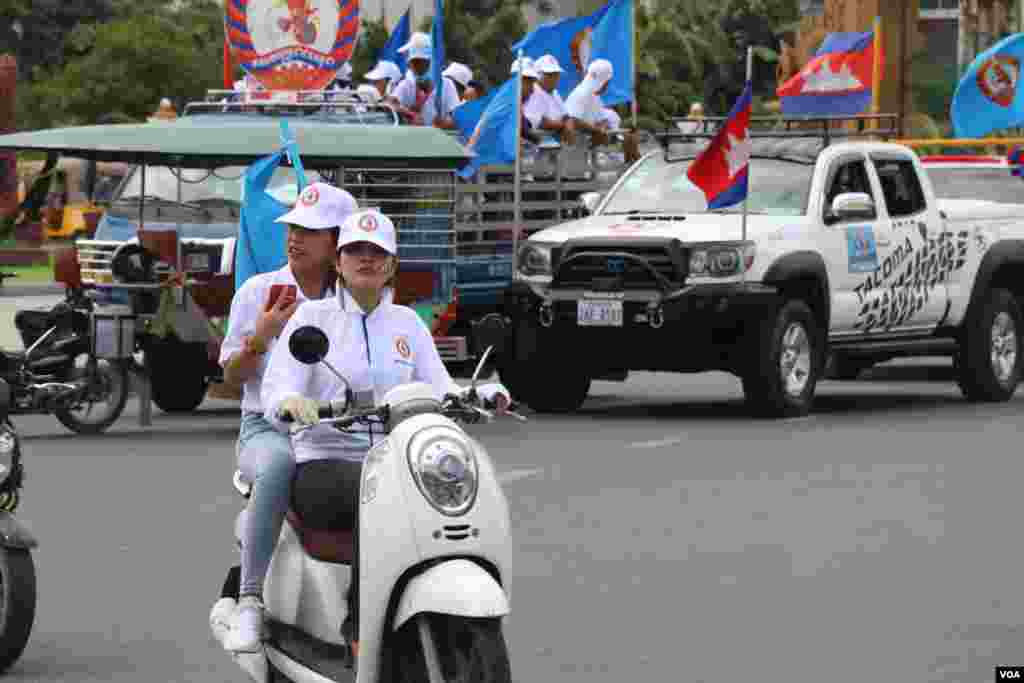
[226,0,359,91]
[952,33,1024,138]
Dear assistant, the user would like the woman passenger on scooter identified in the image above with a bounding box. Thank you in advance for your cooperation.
[260,208,510,653]
[218,182,358,653]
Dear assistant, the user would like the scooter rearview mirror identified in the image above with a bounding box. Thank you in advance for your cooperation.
[470,346,494,394]
[289,325,330,365]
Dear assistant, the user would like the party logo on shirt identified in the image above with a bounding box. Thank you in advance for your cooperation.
[395,335,412,360]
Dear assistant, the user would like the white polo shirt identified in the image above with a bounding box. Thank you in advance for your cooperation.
[524,85,567,130]
[261,288,461,463]
[390,75,461,125]
[565,81,605,126]
[220,265,332,415]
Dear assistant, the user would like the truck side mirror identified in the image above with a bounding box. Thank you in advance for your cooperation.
[830,192,876,222]
[580,192,602,215]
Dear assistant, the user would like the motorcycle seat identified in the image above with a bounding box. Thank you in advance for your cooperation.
[285,510,353,565]
[286,459,361,566]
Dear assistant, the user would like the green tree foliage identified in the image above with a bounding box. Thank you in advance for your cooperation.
[2,0,117,79]
[17,0,224,130]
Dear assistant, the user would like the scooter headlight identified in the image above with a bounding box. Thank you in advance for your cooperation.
[408,433,478,517]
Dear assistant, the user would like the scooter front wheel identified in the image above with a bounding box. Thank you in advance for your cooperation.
[391,614,510,683]
[0,547,36,674]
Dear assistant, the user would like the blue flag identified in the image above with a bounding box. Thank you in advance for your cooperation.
[951,33,1024,138]
[235,123,307,288]
[431,0,446,119]
[511,5,610,100]
[379,7,411,74]
[590,0,633,106]
[457,77,521,179]
[452,89,498,144]
[511,0,632,103]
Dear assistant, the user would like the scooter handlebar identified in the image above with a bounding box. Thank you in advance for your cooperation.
[277,401,342,423]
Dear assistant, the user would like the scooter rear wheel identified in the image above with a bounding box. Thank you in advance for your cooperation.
[391,614,510,683]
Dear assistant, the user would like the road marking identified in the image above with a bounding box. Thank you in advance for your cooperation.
[628,436,686,449]
[498,468,544,483]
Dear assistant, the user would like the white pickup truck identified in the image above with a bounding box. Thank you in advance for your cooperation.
[497,137,1024,417]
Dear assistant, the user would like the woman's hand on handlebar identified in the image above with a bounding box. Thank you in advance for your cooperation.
[277,396,320,426]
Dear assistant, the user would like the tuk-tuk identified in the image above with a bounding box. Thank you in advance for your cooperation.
[0,90,470,418]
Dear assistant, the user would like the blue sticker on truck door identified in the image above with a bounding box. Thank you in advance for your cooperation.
[846,225,878,272]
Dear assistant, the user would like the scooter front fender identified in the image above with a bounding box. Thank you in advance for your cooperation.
[393,559,509,630]
[0,511,37,549]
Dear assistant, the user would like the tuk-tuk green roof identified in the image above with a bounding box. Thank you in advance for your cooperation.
[0,116,472,169]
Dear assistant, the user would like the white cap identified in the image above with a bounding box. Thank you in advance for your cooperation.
[510,56,534,75]
[337,62,353,80]
[336,209,398,255]
[398,32,432,61]
[364,60,401,84]
[276,183,359,230]
[534,54,563,74]
[442,62,473,88]
[587,58,614,85]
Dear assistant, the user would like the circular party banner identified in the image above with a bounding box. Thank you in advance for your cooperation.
[226,0,359,91]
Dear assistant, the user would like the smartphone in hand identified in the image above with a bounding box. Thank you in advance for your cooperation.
[266,284,298,311]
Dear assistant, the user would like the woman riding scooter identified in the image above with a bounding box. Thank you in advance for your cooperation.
[260,208,511,655]
[219,182,358,653]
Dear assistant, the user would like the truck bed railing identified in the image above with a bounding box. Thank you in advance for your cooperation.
[184,89,400,125]
[453,138,631,258]
[662,114,902,146]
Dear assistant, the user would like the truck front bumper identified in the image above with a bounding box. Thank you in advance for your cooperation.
[504,281,780,373]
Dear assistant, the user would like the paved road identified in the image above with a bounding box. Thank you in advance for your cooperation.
[3,365,1024,683]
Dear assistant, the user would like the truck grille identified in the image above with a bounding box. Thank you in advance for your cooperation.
[76,241,121,284]
[553,244,686,290]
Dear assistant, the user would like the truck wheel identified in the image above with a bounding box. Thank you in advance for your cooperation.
[956,287,1022,402]
[145,337,210,413]
[742,299,822,418]
[520,364,590,414]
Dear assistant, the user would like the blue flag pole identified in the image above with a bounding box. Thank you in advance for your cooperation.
[742,46,752,253]
[513,48,524,272]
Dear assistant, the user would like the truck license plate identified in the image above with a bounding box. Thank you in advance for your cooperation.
[186,253,211,271]
[577,300,623,327]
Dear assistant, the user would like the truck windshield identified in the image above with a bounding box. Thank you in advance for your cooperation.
[601,154,813,216]
[925,168,1024,203]
[116,165,324,206]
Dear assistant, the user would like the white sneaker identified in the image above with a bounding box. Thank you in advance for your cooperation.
[225,595,265,653]
[209,597,237,649]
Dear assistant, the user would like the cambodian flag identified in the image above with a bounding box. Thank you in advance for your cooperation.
[777,31,882,116]
[687,81,752,210]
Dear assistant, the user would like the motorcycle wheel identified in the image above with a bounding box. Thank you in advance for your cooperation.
[54,356,129,435]
[0,548,36,674]
[391,615,510,683]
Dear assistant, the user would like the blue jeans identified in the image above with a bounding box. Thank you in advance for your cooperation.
[237,411,295,597]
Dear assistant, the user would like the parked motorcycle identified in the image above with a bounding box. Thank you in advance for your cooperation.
[210,327,523,683]
[7,290,130,434]
[0,379,37,673]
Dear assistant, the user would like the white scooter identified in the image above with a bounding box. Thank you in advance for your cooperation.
[210,325,523,683]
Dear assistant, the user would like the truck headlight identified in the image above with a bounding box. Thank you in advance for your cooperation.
[408,433,478,516]
[689,244,756,278]
[516,242,555,277]
[0,429,17,485]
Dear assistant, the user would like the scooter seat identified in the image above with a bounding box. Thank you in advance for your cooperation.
[285,510,353,565]
[287,459,362,565]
